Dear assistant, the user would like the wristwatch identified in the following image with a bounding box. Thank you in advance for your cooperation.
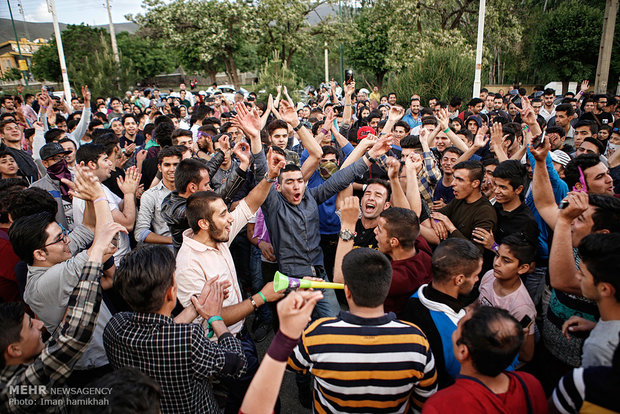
[339,229,357,241]
[264,172,277,183]
[364,153,377,163]
[293,122,304,132]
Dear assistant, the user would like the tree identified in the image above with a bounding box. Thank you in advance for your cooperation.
[116,32,177,81]
[255,51,302,101]
[130,0,257,88]
[345,3,390,88]
[67,34,138,97]
[1,68,23,82]
[531,1,604,85]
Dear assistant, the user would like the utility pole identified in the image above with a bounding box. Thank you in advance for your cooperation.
[324,41,329,84]
[105,0,120,64]
[472,0,486,98]
[594,0,618,94]
[7,0,29,86]
[47,0,71,99]
[339,0,344,86]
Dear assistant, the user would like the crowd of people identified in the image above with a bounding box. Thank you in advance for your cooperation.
[0,78,620,413]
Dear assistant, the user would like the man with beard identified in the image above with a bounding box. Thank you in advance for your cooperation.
[402,98,422,129]
[30,143,74,230]
[174,149,286,413]
[0,119,38,183]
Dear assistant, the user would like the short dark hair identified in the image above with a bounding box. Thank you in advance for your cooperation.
[574,119,599,136]
[379,207,420,249]
[589,194,620,233]
[44,128,65,143]
[266,119,288,136]
[186,191,222,233]
[499,233,536,265]
[431,238,482,283]
[453,160,484,186]
[365,178,392,201]
[171,128,192,145]
[581,137,605,154]
[546,126,565,137]
[492,160,526,192]
[544,88,555,96]
[121,114,136,126]
[153,122,174,147]
[70,367,162,414]
[564,153,602,190]
[8,187,57,220]
[174,158,207,194]
[457,306,523,376]
[578,233,620,301]
[393,120,411,133]
[555,103,575,117]
[277,164,301,184]
[92,132,119,157]
[76,143,107,165]
[0,177,28,223]
[400,135,422,151]
[157,145,183,165]
[321,145,340,163]
[115,245,176,313]
[0,302,25,369]
[442,146,464,158]
[342,248,392,307]
[9,212,55,265]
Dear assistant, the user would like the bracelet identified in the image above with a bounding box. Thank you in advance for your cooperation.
[320,128,329,135]
[257,291,267,303]
[443,127,451,133]
[267,330,300,362]
[249,295,259,311]
[264,172,277,183]
[522,125,529,131]
[293,122,303,132]
[207,315,223,338]
[364,153,376,163]
[491,243,499,252]
[93,197,107,204]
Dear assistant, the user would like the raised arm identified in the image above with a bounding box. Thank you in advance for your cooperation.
[456,128,488,164]
[341,81,355,127]
[387,156,409,209]
[70,86,91,144]
[489,123,509,162]
[405,153,423,216]
[244,148,285,214]
[380,105,405,136]
[548,191,588,295]
[530,138,560,229]
[333,196,360,284]
[437,108,468,152]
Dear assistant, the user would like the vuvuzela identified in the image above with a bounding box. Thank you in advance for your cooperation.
[273,271,344,292]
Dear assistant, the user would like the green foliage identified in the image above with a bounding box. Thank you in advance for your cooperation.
[531,1,603,82]
[255,51,302,101]
[1,68,23,82]
[385,46,475,106]
[67,35,138,97]
[345,4,390,87]
[116,32,177,80]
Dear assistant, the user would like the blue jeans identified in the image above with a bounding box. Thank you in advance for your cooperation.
[221,327,259,414]
[249,245,271,323]
[309,265,341,319]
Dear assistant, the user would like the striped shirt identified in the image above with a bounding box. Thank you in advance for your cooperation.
[552,366,620,414]
[288,311,437,413]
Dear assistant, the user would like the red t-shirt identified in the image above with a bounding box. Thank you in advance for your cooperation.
[0,228,21,302]
[385,236,433,315]
[422,372,548,414]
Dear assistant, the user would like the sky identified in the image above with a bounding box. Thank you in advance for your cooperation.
[2,0,145,25]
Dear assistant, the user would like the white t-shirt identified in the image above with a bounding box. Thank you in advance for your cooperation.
[478,269,537,335]
[72,185,130,265]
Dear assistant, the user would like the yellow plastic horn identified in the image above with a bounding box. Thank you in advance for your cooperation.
[273,271,344,292]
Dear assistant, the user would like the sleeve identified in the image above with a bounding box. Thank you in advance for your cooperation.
[71,106,90,144]
[309,157,368,204]
[411,337,438,412]
[226,200,253,247]
[191,329,247,380]
[422,151,441,185]
[300,148,309,165]
[582,343,611,368]
[32,128,46,161]
[67,224,94,254]
[205,150,225,179]
[287,341,311,374]
[215,166,247,205]
[341,142,354,159]
[134,189,156,242]
[551,368,584,414]
[252,148,268,179]
[15,262,103,391]
[175,257,208,309]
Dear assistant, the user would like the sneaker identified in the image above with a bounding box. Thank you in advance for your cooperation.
[253,322,269,343]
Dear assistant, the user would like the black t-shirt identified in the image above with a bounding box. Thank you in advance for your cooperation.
[594,111,614,125]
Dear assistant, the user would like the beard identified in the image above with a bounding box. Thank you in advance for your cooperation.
[207,217,229,243]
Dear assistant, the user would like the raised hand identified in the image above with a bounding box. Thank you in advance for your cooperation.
[260,281,285,302]
[117,166,141,195]
[340,195,361,227]
[278,100,299,126]
[277,290,324,339]
[437,108,451,130]
[192,278,225,320]
[528,131,550,162]
[233,141,251,169]
[368,134,393,159]
[406,152,423,173]
[579,80,590,93]
[81,85,91,105]
[266,147,286,180]
[386,156,401,181]
[62,164,104,201]
[233,102,261,138]
[388,105,405,121]
[344,80,356,97]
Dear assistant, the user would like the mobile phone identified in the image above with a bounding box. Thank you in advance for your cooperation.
[520,315,533,329]
[345,69,354,84]
[531,132,546,149]
[111,233,120,249]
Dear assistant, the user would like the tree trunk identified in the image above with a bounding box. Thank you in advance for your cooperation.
[208,70,217,84]
[376,71,386,89]
[224,49,240,89]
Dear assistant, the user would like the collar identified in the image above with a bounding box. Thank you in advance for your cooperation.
[181,228,219,252]
[131,312,174,325]
[338,310,396,326]
[421,283,466,316]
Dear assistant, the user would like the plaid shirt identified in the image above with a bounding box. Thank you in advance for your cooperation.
[418,151,441,206]
[0,261,103,413]
[104,312,247,414]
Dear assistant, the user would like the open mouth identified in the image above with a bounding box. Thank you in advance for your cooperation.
[293,192,302,203]
[363,201,376,214]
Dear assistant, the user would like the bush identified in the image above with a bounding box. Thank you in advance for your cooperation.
[255,51,302,102]
[385,46,475,106]
[1,68,23,82]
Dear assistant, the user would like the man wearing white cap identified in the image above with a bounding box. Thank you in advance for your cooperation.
[550,150,571,179]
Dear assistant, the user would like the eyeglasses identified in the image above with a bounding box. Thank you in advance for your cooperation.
[43,224,69,247]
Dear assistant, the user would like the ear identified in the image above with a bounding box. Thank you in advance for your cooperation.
[275,182,282,192]
[599,282,615,299]
[514,185,524,196]
[164,283,176,303]
[454,340,469,364]
[187,182,197,194]
[472,179,481,190]
[390,237,399,249]
[344,285,352,300]
[198,218,209,231]
[517,262,533,276]
[86,160,97,170]
[32,248,47,263]
[454,273,465,286]
[383,201,391,210]
[6,343,22,360]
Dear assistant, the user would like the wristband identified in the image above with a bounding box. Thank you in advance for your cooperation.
[491,243,499,252]
[207,315,223,338]
[364,153,376,163]
[257,291,267,303]
[320,128,329,135]
[293,122,303,132]
[443,127,451,133]
[249,295,259,311]
[94,197,107,204]
[267,329,300,362]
